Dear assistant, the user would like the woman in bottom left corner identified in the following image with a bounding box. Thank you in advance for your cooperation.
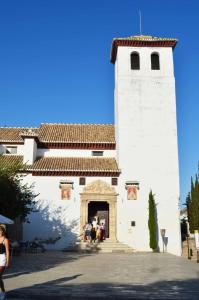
[0,225,10,300]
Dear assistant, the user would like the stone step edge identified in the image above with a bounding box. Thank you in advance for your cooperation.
[63,240,134,252]
[74,244,132,249]
[76,242,132,246]
[62,249,134,253]
[77,245,133,248]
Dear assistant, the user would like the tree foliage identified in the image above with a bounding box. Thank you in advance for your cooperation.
[186,173,199,232]
[148,190,158,250]
[0,158,36,222]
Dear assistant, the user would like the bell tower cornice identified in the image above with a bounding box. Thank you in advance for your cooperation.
[110,35,178,64]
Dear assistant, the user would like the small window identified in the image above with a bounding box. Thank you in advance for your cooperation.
[131,52,140,70]
[112,178,118,186]
[92,151,104,157]
[151,53,160,70]
[79,177,86,185]
[5,146,17,154]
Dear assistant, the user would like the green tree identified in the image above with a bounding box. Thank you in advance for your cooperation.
[186,174,199,232]
[186,192,192,230]
[148,190,158,250]
[0,157,36,222]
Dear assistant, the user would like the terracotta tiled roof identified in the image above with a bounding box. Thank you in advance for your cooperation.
[0,124,115,144]
[0,155,23,166]
[27,157,119,172]
[111,35,178,63]
[0,155,120,173]
[38,124,115,143]
[0,128,38,143]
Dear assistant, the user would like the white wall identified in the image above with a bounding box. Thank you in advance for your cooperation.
[37,148,116,158]
[23,175,117,250]
[17,145,24,155]
[115,46,181,255]
[3,144,116,158]
[23,139,37,164]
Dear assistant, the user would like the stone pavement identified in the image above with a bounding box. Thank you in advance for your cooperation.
[3,251,199,299]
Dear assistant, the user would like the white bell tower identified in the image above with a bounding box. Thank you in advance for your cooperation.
[111,35,181,255]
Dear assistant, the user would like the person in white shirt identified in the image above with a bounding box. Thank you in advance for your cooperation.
[92,216,98,229]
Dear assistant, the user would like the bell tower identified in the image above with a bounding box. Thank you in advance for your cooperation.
[111,35,181,255]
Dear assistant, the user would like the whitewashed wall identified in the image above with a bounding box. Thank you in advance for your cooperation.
[23,138,37,164]
[37,148,116,158]
[114,46,181,255]
[23,175,117,250]
[17,145,24,155]
[0,145,116,158]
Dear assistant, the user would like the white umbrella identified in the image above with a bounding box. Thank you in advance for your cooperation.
[0,214,14,225]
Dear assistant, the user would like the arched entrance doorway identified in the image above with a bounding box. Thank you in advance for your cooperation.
[80,180,117,240]
[88,201,109,238]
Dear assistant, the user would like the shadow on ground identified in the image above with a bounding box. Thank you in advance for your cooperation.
[7,277,199,300]
[71,241,106,253]
[4,252,90,279]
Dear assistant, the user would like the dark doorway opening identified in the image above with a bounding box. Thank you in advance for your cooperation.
[88,201,109,238]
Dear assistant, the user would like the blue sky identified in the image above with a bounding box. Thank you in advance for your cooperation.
[0,0,198,206]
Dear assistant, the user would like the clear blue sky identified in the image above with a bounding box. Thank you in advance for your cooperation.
[0,0,198,206]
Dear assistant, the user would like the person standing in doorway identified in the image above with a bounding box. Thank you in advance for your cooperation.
[92,216,98,230]
[0,225,10,300]
[90,225,96,243]
[96,225,101,242]
[100,223,106,241]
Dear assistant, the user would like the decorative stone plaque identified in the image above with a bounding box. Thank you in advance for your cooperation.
[125,181,139,200]
[127,185,137,200]
[59,180,73,200]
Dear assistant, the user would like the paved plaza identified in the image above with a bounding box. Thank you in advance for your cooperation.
[3,251,199,299]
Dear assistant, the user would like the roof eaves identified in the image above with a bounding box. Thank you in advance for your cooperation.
[0,140,23,143]
[26,168,120,172]
[39,140,116,144]
[40,123,114,126]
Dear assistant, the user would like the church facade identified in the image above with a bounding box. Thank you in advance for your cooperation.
[0,35,181,255]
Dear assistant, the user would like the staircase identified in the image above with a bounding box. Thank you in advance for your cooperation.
[73,239,134,253]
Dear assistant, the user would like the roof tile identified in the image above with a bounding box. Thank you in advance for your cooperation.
[28,156,119,172]
[0,155,119,173]
[0,124,115,144]
[0,155,23,166]
[38,124,115,143]
[0,128,38,143]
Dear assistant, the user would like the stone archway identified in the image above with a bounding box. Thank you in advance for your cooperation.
[80,180,117,241]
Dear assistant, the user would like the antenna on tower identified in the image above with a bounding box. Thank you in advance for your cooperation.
[139,9,142,35]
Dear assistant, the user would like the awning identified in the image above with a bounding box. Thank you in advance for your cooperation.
[0,214,14,225]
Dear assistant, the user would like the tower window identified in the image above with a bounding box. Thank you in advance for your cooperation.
[151,53,160,70]
[130,52,140,70]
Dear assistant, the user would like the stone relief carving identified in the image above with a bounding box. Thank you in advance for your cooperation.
[82,180,116,194]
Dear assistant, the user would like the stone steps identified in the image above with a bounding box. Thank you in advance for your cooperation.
[73,239,134,253]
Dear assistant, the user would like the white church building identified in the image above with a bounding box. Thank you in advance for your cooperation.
[0,35,181,255]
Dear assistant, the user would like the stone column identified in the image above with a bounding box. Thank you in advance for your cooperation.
[109,199,117,241]
[80,199,87,237]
